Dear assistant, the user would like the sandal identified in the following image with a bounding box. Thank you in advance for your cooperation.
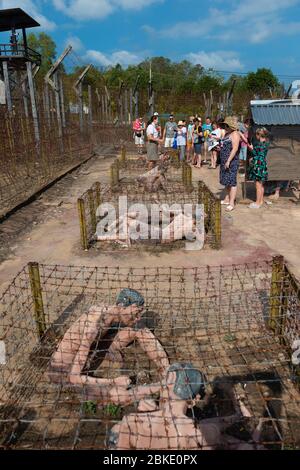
[221,200,230,206]
[226,205,235,212]
[249,203,262,209]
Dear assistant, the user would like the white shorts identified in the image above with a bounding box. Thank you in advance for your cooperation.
[165,137,174,148]
[135,135,144,145]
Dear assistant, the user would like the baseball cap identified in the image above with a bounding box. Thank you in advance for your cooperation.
[154,112,159,116]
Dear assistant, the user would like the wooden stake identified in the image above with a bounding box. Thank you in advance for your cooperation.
[120,146,126,162]
[88,189,97,233]
[115,159,120,185]
[28,262,46,340]
[213,199,222,249]
[77,198,88,250]
[95,182,101,209]
[110,164,115,186]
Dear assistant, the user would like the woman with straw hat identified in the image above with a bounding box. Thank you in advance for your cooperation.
[219,117,241,212]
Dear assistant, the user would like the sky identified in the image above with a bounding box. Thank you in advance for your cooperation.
[1,0,300,78]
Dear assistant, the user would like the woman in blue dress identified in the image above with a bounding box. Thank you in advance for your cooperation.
[219,117,241,212]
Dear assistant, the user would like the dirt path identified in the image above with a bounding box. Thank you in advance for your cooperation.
[0,151,300,295]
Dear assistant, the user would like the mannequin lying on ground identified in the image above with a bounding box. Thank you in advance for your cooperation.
[96,206,204,248]
[108,362,265,450]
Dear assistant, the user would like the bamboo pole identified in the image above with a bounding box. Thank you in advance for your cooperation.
[88,189,97,233]
[95,182,101,209]
[28,262,46,340]
[120,146,126,163]
[77,198,88,250]
[110,164,115,186]
[115,159,120,185]
[269,256,285,332]
[213,199,222,249]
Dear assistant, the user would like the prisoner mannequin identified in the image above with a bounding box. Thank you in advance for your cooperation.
[137,162,168,192]
[49,289,169,405]
[109,363,264,450]
[97,209,203,247]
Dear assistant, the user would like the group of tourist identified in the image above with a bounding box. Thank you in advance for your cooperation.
[132,112,294,212]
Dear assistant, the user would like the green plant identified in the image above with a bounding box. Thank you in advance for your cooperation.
[104,403,122,418]
[224,334,237,343]
[83,400,97,415]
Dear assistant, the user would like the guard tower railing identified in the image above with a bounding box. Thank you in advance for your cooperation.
[0,44,41,65]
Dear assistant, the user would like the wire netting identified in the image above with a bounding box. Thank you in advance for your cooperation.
[77,176,221,252]
[0,259,299,449]
[115,151,186,184]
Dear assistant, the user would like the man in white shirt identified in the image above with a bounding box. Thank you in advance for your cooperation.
[176,121,187,161]
[146,116,163,168]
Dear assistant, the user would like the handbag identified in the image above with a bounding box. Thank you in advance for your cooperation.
[172,132,178,149]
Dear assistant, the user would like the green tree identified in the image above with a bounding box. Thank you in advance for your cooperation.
[245,68,280,98]
[27,32,57,78]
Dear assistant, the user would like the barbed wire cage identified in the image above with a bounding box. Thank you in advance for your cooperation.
[77,175,221,252]
[0,257,299,450]
[112,147,188,183]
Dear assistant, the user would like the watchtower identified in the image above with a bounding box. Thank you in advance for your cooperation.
[0,8,41,115]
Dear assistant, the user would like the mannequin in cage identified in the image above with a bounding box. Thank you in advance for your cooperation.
[49,289,169,404]
[137,152,171,192]
[97,207,204,247]
[108,363,264,450]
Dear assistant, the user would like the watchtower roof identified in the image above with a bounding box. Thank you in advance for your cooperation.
[0,8,40,32]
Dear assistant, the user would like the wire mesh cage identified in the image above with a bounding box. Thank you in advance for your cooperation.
[77,178,221,253]
[0,257,299,450]
[114,147,187,183]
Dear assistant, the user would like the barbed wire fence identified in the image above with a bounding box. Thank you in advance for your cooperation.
[2,56,299,220]
[0,48,123,220]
